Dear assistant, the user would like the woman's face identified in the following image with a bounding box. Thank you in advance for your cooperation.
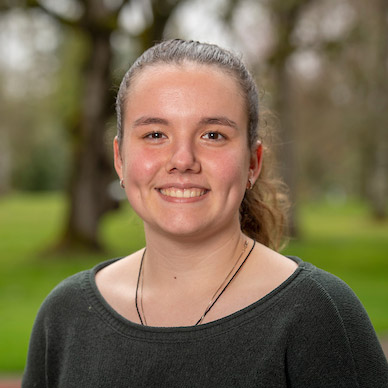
[114,63,261,239]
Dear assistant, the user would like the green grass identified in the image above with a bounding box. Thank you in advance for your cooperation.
[0,193,387,372]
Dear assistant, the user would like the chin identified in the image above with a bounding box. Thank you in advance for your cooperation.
[160,221,207,238]
[143,215,212,240]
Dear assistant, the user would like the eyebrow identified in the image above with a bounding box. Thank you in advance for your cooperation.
[133,116,169,127]
[132,115,239,130]
[199,116,238,130]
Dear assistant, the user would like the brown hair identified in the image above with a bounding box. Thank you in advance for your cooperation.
[116,39,289,250]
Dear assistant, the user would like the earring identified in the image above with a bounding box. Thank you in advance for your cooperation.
[120,178,125,189]
[247,178,254,190]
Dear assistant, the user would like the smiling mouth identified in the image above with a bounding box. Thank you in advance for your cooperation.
[159,188,207,198]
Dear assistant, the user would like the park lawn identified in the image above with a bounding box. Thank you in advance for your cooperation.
[0,193,387,372]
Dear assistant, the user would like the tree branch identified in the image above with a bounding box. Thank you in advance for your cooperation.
[25,0,81,28]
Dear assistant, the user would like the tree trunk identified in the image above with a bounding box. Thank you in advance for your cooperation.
[366,0,388,219]
[273,66,299,237]
[268,1,306,238]
[59,29,117,251]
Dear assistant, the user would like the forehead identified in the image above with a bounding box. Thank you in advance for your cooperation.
[128,62,243,100]
[124,63,247,121]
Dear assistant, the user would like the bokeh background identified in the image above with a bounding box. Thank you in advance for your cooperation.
[1,0,387,375]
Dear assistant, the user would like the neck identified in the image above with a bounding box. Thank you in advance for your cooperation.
[142,224,247,291]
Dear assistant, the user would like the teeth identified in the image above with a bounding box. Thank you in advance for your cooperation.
[160,188,206,198]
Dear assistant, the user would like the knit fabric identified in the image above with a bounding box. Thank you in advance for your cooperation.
[22,256,388,387]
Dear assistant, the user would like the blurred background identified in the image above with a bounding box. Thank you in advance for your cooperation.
[0,0,387,375]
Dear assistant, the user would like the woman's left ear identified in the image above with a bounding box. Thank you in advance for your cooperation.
[249,141,263,184]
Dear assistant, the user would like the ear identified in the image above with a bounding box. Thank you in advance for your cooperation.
[249,141,263,184]
[113,136,124,180]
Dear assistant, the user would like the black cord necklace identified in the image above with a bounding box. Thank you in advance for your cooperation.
[135,240,256,326]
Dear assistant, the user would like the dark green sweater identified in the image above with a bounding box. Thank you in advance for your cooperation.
[23,257,388,387]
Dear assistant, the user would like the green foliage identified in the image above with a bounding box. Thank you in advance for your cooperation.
[12,125,70,191]
[0,194,387,372]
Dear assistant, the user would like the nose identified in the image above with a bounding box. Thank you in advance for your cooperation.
[166,139,201,174]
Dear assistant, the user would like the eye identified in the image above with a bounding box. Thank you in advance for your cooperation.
[144,131,167,140]
[202,132,226,141]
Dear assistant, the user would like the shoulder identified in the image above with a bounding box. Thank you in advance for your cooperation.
[295,261,368,321]
[35,270,90,325]
[285,259,388,387]
[288,260,374,334]
[36,258,118,323]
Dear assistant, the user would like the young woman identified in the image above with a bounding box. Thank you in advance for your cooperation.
[23,39,388,387]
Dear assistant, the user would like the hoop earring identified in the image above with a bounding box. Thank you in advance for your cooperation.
[120,179,125,189]
[247,178,254,190]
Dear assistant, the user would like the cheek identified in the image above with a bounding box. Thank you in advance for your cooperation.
[124,147,161,185]
[207,148,249,188]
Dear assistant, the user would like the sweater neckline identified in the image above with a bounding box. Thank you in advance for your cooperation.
[82,255,310,341]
